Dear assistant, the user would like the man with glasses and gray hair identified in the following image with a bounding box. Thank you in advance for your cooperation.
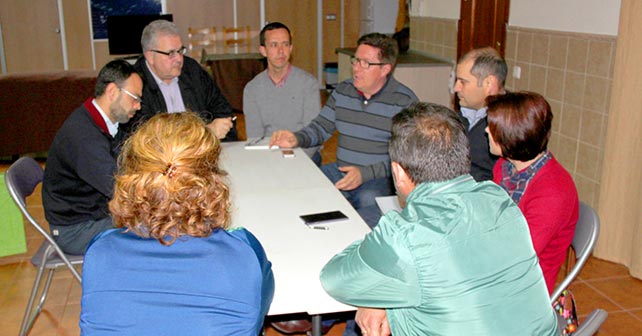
[270,33,418,229]
[123,19,237,141]
[43,59,143,255]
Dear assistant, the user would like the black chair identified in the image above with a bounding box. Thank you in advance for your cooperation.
[4,157,84,336]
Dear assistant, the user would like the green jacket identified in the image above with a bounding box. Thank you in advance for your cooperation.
[320,175,559,335]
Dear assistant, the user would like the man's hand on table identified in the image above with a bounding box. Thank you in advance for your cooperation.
[356,307,391,336]
[207,117,234,139]
[270,130,298,148]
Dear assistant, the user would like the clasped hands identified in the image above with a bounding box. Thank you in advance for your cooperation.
[269,130,363,190]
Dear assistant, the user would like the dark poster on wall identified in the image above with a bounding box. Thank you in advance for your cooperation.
[91,0,163,39]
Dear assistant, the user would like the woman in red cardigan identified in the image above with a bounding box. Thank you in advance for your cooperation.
[485,91,579,294]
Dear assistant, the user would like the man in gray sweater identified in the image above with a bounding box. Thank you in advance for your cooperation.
[243,22,322,165]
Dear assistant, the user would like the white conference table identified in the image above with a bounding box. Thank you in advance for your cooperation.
[220,142,371,335]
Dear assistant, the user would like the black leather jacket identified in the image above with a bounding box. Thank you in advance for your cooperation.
[121,55,237,141]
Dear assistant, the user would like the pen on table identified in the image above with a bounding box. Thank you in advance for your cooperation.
[308,225,329,230]
[247,136,265,146]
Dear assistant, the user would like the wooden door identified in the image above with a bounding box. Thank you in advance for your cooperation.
[343,0,361,46]
[321,0,360,64]
[457,0,510,60]
[322,0,341,64]
[265,0,317,77]
[0,0,64,73]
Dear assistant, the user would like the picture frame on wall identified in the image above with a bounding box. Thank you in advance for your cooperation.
[90,0,163,39]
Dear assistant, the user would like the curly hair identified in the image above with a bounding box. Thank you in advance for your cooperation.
[109,112,230,245]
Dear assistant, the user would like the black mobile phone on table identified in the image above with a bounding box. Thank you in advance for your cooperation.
[299,211,348,225]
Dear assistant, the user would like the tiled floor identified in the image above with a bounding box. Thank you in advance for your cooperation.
[1,111,641,335]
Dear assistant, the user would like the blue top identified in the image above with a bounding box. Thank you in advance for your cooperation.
[80,227,274,335]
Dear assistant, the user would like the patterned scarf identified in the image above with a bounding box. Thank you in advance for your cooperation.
[500,150,552,204]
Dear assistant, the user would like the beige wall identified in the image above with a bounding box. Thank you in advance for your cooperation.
[594,0,642,279]
[410,0,621,35]
[408,16,457,62]
[504,27,615,210]
[51,0,262,70]
[167,0,261,50]
[55,0,355,78]
[509,0,620,35]
[410,16,615,213]
[90,0,262,69]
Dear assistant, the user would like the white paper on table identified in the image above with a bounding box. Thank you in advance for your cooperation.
[244,137,278,150]
[375,195,402,214]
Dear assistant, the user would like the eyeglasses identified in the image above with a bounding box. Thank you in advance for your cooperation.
[350,57,387,69]
[151,46,187,58]
[119,87,143,104]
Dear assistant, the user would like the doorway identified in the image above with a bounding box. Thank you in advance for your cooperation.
[457,0,510,59]
[0,0,64,73]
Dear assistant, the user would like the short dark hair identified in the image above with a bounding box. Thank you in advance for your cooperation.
[486,91,553,161]
[357,33,399,66]
[260,22,291,46]
[94,59,138,97]
[459,47,507,88]
[390,102,470,184]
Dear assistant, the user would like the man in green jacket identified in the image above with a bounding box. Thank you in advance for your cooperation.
[320,102,559,336]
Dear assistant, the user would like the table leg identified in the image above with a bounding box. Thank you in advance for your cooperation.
[310,314,322,336]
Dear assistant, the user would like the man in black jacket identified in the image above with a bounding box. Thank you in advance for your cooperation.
[43,59,143,254]
[453,47,506,181]
[122,19,237,141]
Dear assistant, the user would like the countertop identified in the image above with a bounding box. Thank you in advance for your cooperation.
[336,48,452,67]
[200,51,263,63]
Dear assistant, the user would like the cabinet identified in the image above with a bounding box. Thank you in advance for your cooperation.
[0,0,64,73]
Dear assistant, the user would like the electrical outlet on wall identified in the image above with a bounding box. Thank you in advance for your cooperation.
[513,65,521,79]
[410,0,426,16]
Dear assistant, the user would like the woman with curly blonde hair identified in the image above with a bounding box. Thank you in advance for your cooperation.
[80,112,274,336]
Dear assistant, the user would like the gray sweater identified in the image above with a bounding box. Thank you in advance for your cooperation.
[295,77,418,182]
[243,66,321,157]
